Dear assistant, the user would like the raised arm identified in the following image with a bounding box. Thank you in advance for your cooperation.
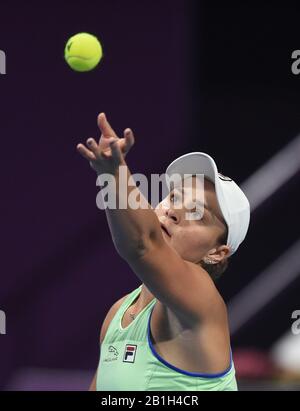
[77,113,222,327]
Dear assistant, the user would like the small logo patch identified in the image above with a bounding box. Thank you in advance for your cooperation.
[218,173,232,182]
[123,344,137,363]
[103,345,119,362]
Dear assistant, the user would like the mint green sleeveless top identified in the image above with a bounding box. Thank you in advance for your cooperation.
[96,284,237,391]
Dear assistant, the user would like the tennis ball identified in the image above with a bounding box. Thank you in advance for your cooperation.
[64,32,103,72]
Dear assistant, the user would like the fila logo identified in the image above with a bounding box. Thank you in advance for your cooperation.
[123,344,137,363]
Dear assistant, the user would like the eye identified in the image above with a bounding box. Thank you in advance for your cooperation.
[191,210,203,220]
[189,207,205,221]
[170,192,180,205]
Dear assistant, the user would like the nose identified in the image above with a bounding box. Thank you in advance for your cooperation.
[165,206,180,223]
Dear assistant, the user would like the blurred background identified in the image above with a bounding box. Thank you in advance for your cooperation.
[0,0,300,391]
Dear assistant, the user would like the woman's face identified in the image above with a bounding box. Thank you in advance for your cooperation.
[154,176,228,264]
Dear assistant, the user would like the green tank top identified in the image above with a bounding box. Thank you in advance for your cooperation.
[96,284,237,391]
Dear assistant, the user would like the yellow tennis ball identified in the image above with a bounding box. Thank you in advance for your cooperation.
[64,32,103,72]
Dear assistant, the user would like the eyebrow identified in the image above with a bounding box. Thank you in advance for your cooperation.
[174,186,228,228]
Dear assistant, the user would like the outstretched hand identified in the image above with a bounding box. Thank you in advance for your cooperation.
[77,112,135,174]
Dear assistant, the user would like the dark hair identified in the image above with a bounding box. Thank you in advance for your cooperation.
[199,225,229,282]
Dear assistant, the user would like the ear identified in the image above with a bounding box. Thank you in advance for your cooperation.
[202,245,231,265]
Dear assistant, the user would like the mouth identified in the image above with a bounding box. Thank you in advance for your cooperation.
[160,222,171,238]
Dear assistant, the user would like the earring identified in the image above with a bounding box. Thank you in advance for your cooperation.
[203,257,216,265]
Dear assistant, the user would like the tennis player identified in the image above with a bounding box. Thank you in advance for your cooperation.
[77,113,250,391]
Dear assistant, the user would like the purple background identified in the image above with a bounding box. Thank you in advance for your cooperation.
[0,0,189,389]
[1,1,300,390]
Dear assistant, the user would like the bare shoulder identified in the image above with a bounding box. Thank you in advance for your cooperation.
[90,292,132,391]
[99,292,130,344]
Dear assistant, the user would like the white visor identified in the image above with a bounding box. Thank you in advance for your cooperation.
[165,152,250,255]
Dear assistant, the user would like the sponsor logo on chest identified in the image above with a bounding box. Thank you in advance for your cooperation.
[123,344,137,363]
[103,345,119,362]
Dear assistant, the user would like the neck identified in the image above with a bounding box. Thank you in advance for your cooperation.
[136,283,155,309]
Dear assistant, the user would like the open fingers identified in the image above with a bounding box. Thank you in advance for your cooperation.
[76,143,97,161]
[122,128,135,154]
[109,138,123,164]
[86,138,102,157]
[97,112,118,139]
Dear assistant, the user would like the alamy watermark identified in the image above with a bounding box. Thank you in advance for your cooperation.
[96,169,206,221]
[0,50,6,75]
[291,310,300,335]
[291,50,300,75]
[0,310,6,335]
